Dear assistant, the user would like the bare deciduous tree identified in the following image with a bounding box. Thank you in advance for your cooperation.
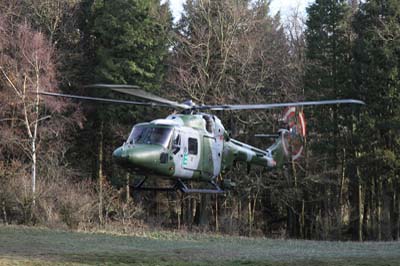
[0,14,68,208]
[167,0,304,234]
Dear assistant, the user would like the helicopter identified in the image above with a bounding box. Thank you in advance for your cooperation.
[40,84,364,193]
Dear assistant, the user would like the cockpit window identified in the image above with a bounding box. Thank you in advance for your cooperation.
[127,125,146,145]
[127,126,173,148]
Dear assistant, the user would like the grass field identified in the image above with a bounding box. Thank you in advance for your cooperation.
[0,226,399,265]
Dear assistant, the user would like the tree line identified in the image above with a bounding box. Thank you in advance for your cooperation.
[0,0,399,241]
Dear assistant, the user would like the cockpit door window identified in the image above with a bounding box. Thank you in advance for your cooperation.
[172,134,181,154]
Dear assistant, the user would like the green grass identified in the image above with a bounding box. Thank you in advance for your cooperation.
[0,226,399,265]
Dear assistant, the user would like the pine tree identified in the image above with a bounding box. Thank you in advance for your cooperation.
[305,0,354,239]
[74,0,172,223]
[353,0,400,240]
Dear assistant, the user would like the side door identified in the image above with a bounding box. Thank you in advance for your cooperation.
[183,135,200,172]
[171,129,201,178]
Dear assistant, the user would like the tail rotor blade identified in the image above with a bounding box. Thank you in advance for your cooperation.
[255,134,279,138]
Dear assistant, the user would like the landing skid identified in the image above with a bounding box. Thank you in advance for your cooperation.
[131,178,224,194]
[177,180,224,194]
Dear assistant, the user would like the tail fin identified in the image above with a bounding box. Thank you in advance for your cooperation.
[262,107,306,166]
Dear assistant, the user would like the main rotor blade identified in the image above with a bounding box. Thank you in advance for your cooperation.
[197,99,365,111]
[86,84,190,109]
[38,91,173,108]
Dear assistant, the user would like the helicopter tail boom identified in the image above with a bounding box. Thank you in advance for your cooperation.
[223,107,307,171]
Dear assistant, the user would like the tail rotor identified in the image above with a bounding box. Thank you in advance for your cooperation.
[281,107,306,160]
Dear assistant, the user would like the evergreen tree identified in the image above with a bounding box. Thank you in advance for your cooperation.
[79,0,172,130]
[73,0,172,223]
[305,0,354,239]
[87,0,171,89]
[353,0,400,240]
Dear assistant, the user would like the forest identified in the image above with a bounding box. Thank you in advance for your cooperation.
[0,0,399,242]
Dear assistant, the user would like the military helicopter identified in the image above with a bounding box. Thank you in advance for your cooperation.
[40,85,364,193]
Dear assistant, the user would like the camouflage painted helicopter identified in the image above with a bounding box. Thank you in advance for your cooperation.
[40,85,364,193]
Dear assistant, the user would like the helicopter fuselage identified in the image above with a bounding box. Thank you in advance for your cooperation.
[112,113,283,182]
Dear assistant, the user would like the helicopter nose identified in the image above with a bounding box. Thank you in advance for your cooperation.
[113,145,164,169]
[112,146,129,163]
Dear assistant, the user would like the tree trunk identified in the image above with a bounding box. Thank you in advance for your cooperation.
[197,194,209,228]
[338,147,346,239]
[391,180,398,240]
[31,70,40,207]
[31,135,37,206]
[126,173,130,203]
[382,178,392,240]
[394,180,400,240]
[370,176,376,239]
[189,197,195,229]
[2,200,7,225]
[237,196,242,234]
[300,199,305,239]
[248,195,252,236]
[215,194,219,232]
[285,164,299,238]
[349,156,362,241]
[377,176,382,241]
[98,121,104,225]
[357,164,362,241]
[362,180,370,240]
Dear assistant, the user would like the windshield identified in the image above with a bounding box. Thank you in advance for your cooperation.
[127,125,145,145]
[127,126,173,148]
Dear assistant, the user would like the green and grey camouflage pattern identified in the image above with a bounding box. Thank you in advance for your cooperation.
[113,108,306,186]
